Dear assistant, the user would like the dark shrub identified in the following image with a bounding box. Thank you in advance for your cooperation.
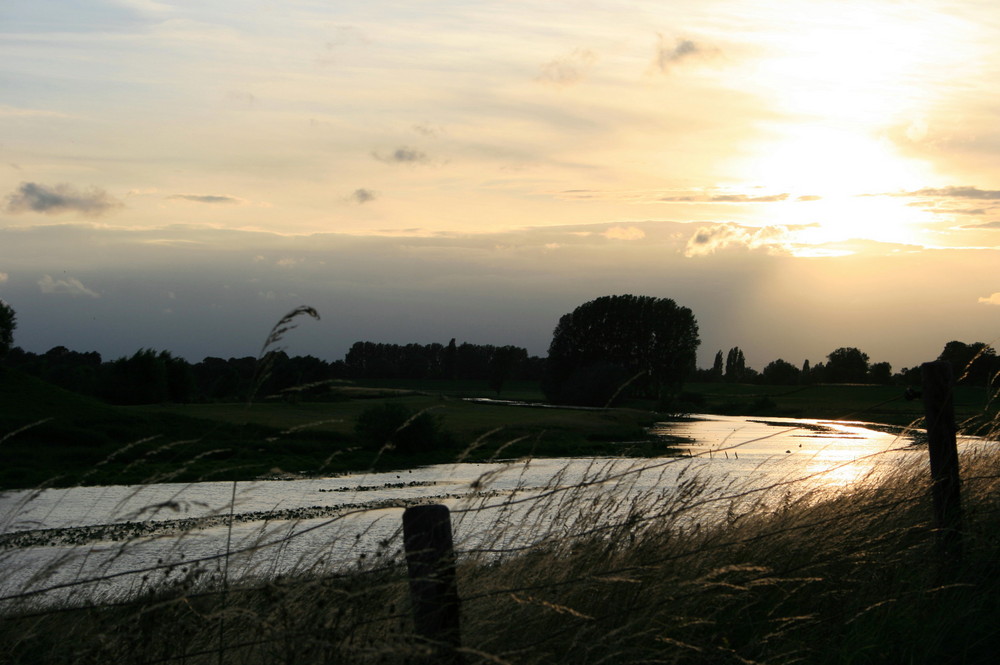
[354,402,449,454]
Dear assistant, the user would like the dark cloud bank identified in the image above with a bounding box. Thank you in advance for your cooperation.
[5,182,121,216]
[1,221,997,373]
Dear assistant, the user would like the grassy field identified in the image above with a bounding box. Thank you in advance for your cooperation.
[2,366,997,488]
[0,370,665,488]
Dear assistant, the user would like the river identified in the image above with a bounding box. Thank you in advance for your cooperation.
[0,414,928,608]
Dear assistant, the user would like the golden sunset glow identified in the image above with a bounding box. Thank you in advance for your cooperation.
[1,0,999,368]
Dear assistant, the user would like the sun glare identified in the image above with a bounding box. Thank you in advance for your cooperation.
[715,2,963,250]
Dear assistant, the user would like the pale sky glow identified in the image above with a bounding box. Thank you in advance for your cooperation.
[2,0,1000,371]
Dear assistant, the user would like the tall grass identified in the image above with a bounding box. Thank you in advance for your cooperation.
[2,324,999,663]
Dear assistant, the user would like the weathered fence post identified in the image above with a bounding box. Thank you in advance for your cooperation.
[921,361,963,563]
[402,504,463,663]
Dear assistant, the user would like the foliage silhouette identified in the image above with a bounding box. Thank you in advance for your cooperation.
[0,300,15,361]
[542,294,699,406]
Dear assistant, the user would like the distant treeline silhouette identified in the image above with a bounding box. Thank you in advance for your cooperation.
[4,338,997,406]
[3,339,544,405]
[694,341,999,387]
[345,339,543,384]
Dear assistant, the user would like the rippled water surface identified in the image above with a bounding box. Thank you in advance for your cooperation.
[0,415,926,606]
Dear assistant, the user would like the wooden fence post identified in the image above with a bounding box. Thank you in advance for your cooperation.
[921,361,963,563]
[402,504,463,663]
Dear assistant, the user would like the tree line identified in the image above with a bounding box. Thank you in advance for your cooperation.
[694,341,999,387]
[2,340,543,405]
[1,296,996,408]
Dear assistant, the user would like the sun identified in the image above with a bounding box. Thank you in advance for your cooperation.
[714,1,967,249]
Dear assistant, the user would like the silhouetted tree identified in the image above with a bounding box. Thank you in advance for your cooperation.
[0,300,15,362]
[810,361,828,383]
[725,347,746,383]
[938,340,998,386]
[443,338,457,380]
[825,347,870,383]
[710,350,724,382]
[488,345,527,396]
[102,349,170,404]
[869,361,892,385]
[801,359,811,384]
[543,294,699,406]
[762,358,800,385]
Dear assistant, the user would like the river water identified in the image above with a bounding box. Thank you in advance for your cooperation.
[0,415,930,607]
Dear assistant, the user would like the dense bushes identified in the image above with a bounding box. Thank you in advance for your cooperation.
[354,402,453,453]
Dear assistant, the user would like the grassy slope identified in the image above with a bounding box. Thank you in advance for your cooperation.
[0,370,663,489]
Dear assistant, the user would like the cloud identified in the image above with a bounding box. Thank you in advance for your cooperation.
[888,186,1000,200]
[553,189,807,205]
[962,221,1000,230]
[413,123,444,137]
[685,223,791,257]
[38,275,100,298]
[5,182,121,216]
[537,49,597,87]
[655,35,716,72]
[945,208,989,216]
[660,191,791,203]
[167,194,243,204]
[372,147,429,164]
[978,293,1000,306]
[709,193,790,203]
[602,226,645,240]
[350,188,377,204]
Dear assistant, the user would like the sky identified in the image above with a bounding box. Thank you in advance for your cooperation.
[1,0,999,372]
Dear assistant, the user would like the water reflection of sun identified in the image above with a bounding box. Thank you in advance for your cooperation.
[799,422,903,491]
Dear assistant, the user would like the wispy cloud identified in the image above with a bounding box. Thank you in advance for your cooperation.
[654,35,717,72]
[978,292,1000,306]
[537,48,598,87]
[554,189,802,204]
[963,221,1000,230]
[602,226,645,240]
[38,275,100,298]
[372,147,429,164]
[886,186,1000,200]
[167,194,243,204]
[661,192,791,203]
[5,182,121,216]
[350,188,377,204]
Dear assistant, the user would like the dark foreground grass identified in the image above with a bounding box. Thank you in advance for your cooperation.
[3,422,1000,664]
